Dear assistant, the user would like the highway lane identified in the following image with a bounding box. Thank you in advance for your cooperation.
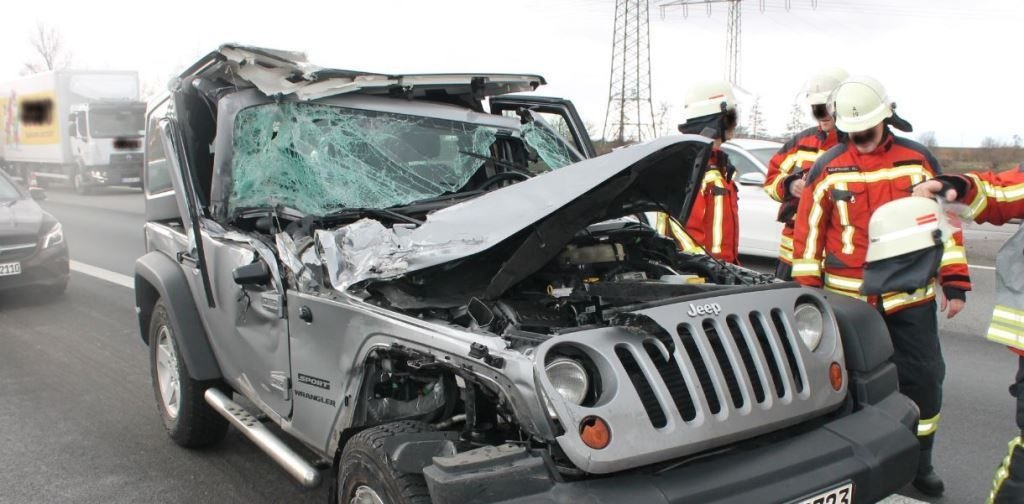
[0,272,327,504]
[2,185,1018,503]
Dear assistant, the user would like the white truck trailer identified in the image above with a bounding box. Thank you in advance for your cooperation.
[0,70,145,194]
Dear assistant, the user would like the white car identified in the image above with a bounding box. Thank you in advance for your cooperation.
[722,138,784,258]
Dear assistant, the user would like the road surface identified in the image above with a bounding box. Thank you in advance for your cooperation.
[1,185,1018,503]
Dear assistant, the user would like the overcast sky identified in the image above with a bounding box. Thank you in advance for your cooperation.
[2,0,1019,147]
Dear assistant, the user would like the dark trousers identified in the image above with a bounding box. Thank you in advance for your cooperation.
[990,357,1024,503]
[884,300,944,456]
[775,261,793,281]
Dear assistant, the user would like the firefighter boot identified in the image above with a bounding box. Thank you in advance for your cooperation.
[989,436,1024,504]
[913,447,945,497]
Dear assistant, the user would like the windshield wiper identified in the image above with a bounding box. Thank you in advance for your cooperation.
[0,199,17,208]
[390,190,485,212]
[321,207,424,226]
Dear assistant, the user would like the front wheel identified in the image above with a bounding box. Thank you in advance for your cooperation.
[149,300,227,447]
[337,421,434,504]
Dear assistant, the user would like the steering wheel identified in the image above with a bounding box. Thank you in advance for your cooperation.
[476,170,531,191]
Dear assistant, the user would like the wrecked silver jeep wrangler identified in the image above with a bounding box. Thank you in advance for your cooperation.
[135,45,920,504]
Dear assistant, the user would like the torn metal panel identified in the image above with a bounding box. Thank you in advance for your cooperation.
[275,232,317,292]
[316,218,488,294]
[227,101,499,216]
[183,44,546,102]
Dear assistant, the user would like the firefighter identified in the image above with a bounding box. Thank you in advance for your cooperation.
[790,75,971,497]
[656,80,740,263]
[764,68,848,279]
[914,167,1024,503]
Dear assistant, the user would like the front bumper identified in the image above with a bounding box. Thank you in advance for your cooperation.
[82,163,143,186]
[424,393,918,504]
[0,243,69,291]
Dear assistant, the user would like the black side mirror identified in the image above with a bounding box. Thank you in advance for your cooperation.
[233,261,271,286]
[29,187,46,201]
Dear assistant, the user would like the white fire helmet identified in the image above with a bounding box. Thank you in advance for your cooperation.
[683,80,737,121]
[830,75,893,133]
[803,67,849,106]
[866,196,953,263]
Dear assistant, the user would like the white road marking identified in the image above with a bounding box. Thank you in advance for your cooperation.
[69,260,134,289]
[970,264,997,271]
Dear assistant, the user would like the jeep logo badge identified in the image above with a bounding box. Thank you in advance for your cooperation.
[687,302,722,317]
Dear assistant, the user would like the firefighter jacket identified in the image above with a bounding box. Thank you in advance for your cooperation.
[764,127,844,264]
[791,131,972,314]
[953,166,1024,351]
[682,149,740,263]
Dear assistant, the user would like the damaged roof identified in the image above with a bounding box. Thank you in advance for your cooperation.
[175,44,547,101]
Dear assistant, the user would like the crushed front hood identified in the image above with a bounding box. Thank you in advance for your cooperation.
[320,135,711,308]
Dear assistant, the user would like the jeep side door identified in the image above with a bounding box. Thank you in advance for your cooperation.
[489,96,597,159]
[157,109,293,419]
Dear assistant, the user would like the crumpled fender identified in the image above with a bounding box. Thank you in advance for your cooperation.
[135,251,222,381]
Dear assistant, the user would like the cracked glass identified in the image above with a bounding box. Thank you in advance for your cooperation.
[229,102,498,215]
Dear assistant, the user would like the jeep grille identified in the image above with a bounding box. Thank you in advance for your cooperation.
[534,288,847,474]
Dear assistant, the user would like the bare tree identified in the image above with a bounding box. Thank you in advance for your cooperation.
[747,97,766,139]
[785,103,808,138]
[918,131,938,148]
[22,23,71,74]
[653,101,675,137]
[979,136,1015,170]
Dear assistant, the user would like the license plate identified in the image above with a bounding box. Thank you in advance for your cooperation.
[794,483,852,504]
[0,262,21,277]
[123,177,140,183]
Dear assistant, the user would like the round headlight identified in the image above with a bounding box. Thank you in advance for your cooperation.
[794,303,824,351]
[545,358,590,405]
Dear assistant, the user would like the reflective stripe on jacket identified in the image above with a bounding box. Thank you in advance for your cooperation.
[957,166,1024,350]
[791,131,972,314]
[764,127,842,264]
[684,149,740,263]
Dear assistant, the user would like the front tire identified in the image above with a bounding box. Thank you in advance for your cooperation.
[149,300,227,447]
[337,421,434,504]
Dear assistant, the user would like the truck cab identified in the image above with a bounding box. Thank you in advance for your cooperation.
[67,101,145,192]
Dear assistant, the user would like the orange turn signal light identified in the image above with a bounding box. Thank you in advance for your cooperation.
[829,362,843,391]
[580,416,611,449]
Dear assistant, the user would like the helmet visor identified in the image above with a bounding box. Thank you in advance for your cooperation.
[851,128,880,147]
[811,104,830,120]
[861,246,943,295]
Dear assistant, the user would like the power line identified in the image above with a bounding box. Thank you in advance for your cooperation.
[602,0,657,143]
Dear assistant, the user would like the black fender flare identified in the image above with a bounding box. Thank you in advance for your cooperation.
[825,292,893,372]
[134,251,222,381]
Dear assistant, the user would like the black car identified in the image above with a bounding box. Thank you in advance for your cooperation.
[0,170,69,295]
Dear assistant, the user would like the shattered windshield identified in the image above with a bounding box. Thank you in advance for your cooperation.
[230,102,499,216]
[520,120,580,172]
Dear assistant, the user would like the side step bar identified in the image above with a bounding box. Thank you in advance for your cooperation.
[204,389,322,488]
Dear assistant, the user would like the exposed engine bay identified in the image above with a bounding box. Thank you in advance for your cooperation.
[255,212,774,343]
[440,219,774,340]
